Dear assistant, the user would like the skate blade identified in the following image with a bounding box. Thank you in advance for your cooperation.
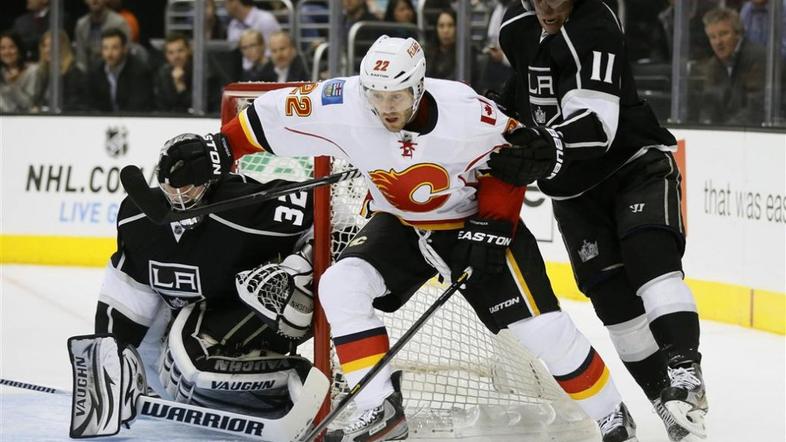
[664,400,707,439]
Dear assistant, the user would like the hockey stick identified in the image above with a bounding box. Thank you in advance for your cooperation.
[1,378,68,394]
[300,267,473,442]
[120,165,362,225]
[2,369,329,441]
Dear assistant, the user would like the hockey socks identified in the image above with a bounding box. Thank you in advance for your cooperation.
[333,327,394,411]
[508,311,622,421]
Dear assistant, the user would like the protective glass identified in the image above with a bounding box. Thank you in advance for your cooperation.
[363,87,415,114]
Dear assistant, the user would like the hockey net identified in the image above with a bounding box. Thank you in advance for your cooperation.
[222,82,596,440]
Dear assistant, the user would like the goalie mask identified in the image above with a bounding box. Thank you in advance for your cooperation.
[236,252,314,341]
[359,35,426,131]
[156,134,213,230]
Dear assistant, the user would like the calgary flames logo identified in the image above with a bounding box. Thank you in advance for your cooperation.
[369,164,451,212]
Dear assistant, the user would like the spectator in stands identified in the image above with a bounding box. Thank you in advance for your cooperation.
[383,0,418,39]
[0,31,38,113]
[690,8,766,125]
[740,0,786,57]
[658,0,718,60]
[11,0,59,61]
[32,30,86,112]
[107,0,139,43]
[205,0,227,40]
[74,0,131,71]
[225,0,281,54]
[475,0,513,95]
[342,0,382,72]
[86,28,152,112]
[154,33,192,113]
[425,9,479,88]
[237,29,268,82]
[260,30,309,82]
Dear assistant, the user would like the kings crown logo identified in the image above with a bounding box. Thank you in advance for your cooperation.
[578,240,599,263]
[105,126,128,158]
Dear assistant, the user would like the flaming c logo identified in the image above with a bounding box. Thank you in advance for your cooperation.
[369,164,451,212]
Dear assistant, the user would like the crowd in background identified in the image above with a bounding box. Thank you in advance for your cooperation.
[1,0,784,127]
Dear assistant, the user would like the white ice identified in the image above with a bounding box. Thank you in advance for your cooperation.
[1,264,784,441]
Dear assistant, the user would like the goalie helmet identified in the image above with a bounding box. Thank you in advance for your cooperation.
[156,133,214,230]
[359,35,426,120]
[235,252,314,341]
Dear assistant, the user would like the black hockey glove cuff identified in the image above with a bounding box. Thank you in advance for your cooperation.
[157,133,233,187]
[489,126,564,186]
[450,217,513,282]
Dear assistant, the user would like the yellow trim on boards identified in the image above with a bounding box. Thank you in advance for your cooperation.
[544,262,785,336]
[1,235,115,267]
[1,235,783,335]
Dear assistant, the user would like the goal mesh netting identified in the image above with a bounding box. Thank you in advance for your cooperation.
[223,82,596,440]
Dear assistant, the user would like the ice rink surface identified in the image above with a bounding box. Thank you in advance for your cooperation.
[1,264,784,441]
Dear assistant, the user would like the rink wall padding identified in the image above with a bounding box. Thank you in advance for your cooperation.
[1,117,784,335]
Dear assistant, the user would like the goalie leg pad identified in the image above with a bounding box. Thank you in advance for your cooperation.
[68,334,146,438]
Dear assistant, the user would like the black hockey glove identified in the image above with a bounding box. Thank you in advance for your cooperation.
[450,217,514,282]
[157,133,233,187]
[489,126,564,186]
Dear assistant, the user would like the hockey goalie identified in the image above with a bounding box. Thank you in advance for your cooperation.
[66,137,328,440]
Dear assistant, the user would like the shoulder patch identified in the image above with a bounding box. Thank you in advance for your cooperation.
[321,79,345,105]
[477,97,497,125]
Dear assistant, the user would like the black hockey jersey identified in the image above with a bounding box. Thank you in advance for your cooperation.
[499,0,677,198]
[109,173,313,310]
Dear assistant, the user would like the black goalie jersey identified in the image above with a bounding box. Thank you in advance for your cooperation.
[499,0,677,199]
[96,173,313,346]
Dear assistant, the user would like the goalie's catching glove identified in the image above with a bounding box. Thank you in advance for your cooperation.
[450,217,514,282]
[157,133,233,187]
[489,126,564,186]
[236,251,314,341]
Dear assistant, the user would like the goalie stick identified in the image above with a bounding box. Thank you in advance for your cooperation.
[301,267,473,442]
[120,165,362,225]
[2,370,329,442]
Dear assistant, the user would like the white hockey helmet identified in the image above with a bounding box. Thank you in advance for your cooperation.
[359,35,426,117]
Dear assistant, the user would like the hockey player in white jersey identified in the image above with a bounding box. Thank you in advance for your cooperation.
[158,36,638,441]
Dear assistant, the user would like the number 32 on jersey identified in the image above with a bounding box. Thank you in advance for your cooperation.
[275,191,308,226]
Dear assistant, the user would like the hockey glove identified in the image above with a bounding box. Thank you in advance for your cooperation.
[489,126,564,186]
[450,217,514,282]
[157,133,233,188]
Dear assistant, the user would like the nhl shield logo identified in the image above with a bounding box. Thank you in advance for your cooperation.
[105,126,128,157]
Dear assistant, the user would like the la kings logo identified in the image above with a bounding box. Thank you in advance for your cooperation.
[527,66,561,126]
[149,261,204,308]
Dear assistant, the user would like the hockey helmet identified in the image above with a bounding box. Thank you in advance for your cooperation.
[359,35,426,119]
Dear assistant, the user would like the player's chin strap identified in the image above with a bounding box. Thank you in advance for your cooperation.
[65,334,329,441]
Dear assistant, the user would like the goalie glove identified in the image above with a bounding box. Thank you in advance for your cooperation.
[489,126,564,186]
[67,334,147,438]
[236,251,314,341]
[157,133,233,188]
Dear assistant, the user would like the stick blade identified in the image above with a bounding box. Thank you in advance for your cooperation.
[120,166,171,225]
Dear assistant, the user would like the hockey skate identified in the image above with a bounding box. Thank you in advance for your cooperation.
[652,398,693,441]
[325,371,407,442]
[597,402,637,442]
[661,361,708,439]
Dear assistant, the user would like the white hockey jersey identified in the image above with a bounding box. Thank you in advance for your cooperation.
[229,77,517,229]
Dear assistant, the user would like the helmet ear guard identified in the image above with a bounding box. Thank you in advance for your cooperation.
[359,35,427,117]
